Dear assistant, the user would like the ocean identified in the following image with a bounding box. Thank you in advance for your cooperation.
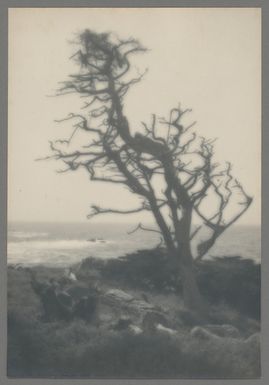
[7,222,261,267]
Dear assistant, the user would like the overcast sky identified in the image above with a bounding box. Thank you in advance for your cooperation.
[8,8,261,225]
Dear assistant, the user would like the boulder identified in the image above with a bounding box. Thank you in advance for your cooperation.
[130,299,156,312]
[155,323,177,335]
[191,324,241,340]
[66,284,93,300]
[105,289,134,303]
[202,324,241,338]
[245,333,260,347]
[128,324,143,335]
[142,311,169,332]
[113,316,132,331]
[75,258,102,280]
[190,326,221,341]
[102,289,156,317]
[98,288,166,328]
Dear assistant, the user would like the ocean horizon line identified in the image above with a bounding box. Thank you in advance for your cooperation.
[8,220,261,227]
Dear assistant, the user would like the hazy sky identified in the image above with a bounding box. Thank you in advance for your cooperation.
[8,8,261,225]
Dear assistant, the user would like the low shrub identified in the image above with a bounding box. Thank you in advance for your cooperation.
[92,250,260,319]
[196,256,260,320]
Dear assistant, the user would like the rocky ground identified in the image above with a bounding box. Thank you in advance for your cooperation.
[7,250,261,378]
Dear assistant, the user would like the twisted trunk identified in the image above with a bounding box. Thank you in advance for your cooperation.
[174,210,208,317]
[178,248,207,317]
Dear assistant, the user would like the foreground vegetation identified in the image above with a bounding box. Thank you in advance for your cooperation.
[8,249,260,378]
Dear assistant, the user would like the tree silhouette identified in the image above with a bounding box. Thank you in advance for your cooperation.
[48,30,252,315]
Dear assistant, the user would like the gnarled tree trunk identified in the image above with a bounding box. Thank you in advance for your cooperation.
[179,251,207,317]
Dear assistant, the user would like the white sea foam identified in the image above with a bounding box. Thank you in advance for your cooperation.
[9,231,49,239]
[8,239,108,252]
[7,238,115,266]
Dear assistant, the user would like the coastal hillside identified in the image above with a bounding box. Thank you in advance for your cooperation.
[8,249,260,378]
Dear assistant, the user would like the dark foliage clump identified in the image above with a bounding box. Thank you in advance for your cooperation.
[98,250,260,319]
[101,248,180,292]
[196,256,260,320]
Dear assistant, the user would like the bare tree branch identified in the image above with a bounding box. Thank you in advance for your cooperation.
[87,204,149,219]
[127,222,162,235]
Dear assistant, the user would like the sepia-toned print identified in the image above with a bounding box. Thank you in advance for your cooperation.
[8,8,261,378]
